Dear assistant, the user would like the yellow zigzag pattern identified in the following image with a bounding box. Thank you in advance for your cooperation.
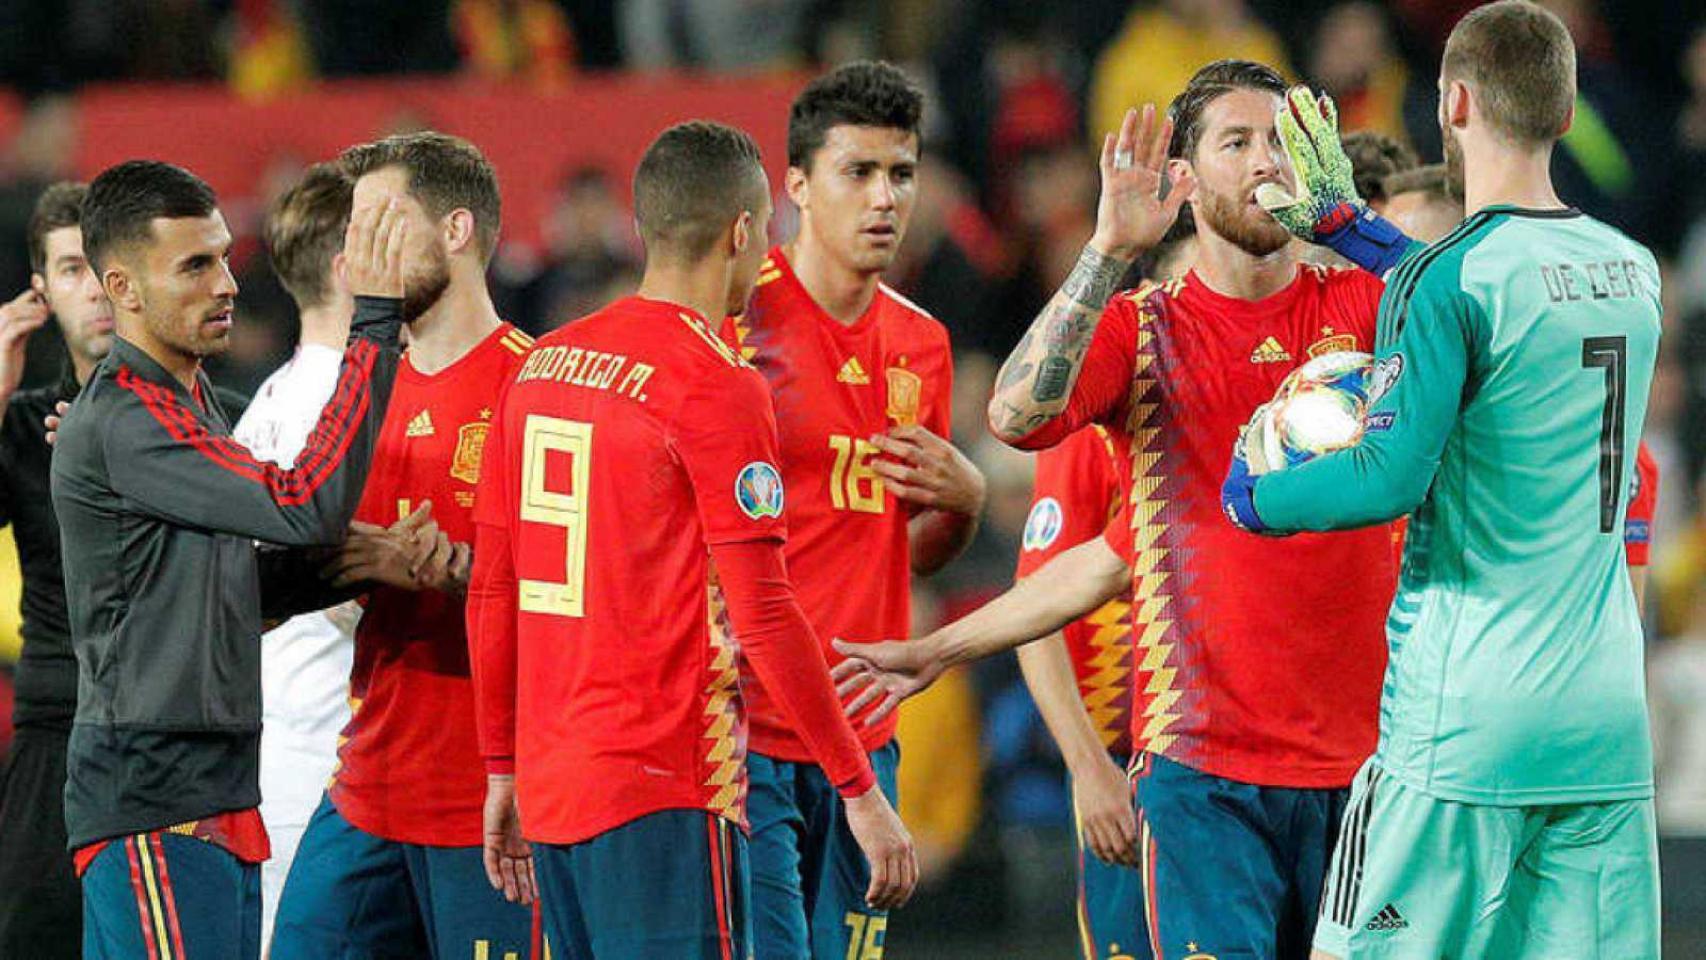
[702,571,746,819]
[1079,597,1133,748]
[1123,310,1185,754]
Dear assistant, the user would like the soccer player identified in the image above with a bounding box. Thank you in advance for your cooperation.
[270,133,535,960]
[1628,442,1658,605]
[1014,424,1144,960]
[0,181,114,959]
[230,162,375,951]
[467,120,916,959]
[721,61,982,960]
[1220,3,1663,955]
[838,61,1399,960]
[51,159,405,959]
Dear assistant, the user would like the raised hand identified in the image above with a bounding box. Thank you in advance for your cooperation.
[0,289,51,403]
[1255,86,1362,241]
[340,197,407,300]
[842,786,917,910]
[1090,104,1196,260]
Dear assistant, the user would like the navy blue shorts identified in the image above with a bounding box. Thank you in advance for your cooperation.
[82,832,261,960]
[1071,755,1150,960]
[534,809,749,960]
[747,740,899,960]
[269,794,536,960]
[1133,753,1348,960]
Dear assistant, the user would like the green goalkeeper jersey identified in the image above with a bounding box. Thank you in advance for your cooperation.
[1254,206,1661,806]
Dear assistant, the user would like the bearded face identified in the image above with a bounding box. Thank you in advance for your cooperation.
[1182,88,1295,258]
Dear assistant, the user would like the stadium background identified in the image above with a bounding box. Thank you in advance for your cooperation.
[0,0,1703,954]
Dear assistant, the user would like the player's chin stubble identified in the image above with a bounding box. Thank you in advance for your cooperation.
[1198,187,1291,257]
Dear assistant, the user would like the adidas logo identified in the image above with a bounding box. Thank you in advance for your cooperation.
[837,356,871,385]
[1250,336,1292,364]
[405,409,435,438]
[1365,903,1409,932]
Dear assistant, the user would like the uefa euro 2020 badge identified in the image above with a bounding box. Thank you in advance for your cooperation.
[1022,496,1064,552]
[736,461,785,520]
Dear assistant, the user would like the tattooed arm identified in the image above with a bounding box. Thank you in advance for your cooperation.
[988,105,1194,445]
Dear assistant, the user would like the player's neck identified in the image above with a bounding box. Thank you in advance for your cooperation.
[119,320,200,392]
[295,303,349,353]
[636,259,731,327]
[1461,140,1563,217]
[1192,231,1297,302]
[784,240,880,326]
[406,274,501,375]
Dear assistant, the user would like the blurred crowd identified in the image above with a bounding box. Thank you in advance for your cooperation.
[2,0,1706,942]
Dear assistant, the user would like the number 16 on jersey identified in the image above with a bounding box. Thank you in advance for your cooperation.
[518,415,592,618]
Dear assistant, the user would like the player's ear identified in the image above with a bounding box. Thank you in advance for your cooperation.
[1167,157,1195,197]
[731,209,753,256]
[1445,80,1472,130]
[1558,99,1575,137]
[29,272,46,299]
[102,263,141,313]
[442,208,476,257]
[785,165,809,213]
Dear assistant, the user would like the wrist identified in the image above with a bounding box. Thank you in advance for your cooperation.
[1086,234,1143,264]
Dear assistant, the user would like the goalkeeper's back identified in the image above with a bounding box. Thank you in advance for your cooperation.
[1381,206,1661,806]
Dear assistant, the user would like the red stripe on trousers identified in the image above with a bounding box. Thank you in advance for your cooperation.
[147,834,189,959]
[706,818,733,960]
[124,838,162,960]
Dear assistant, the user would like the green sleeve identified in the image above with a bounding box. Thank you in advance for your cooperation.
[1253,262,1483,531]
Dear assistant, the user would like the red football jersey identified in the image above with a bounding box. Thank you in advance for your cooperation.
[1014,425,1134,757]
[328,323,534,845]
[1626,440,1658,566]
[470,296,831,843]
[1021,265,1397,789]
[723,247,953,761]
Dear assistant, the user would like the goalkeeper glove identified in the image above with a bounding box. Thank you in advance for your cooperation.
[1256,86,1413,277]
[1221,438,1270,535]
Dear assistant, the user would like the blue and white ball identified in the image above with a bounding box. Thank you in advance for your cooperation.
[1259,351,1374,471]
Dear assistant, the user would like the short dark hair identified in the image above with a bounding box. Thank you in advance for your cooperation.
[27,181,87,274]
[82,160,218,272]
[634,121,765,261]
[1341,131,1417,206]
[1166,59,1288,161]
[266,163,353,311]
[340,131,502,263]
[787,61,924,169]
[1383,163,1456,203]
[1442,0,1576,145]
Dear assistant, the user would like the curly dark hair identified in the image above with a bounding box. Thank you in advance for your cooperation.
[1341,131,1417,206]
[787,61,924,170]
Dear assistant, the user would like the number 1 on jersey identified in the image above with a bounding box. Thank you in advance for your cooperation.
[518,415,592,617]
[1581,336,1627,534]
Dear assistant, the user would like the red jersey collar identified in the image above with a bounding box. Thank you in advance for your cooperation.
[766,246,886,337]
[1180,263,1308,318]
[399,320,517,385]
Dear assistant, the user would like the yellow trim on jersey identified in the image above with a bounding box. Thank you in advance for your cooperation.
[500,329,534,355]
[678,312,745,368]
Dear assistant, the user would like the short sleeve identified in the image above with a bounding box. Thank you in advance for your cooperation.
[1101,489,1135,565]
[1017,427,1122,578]
[675,366,788,546]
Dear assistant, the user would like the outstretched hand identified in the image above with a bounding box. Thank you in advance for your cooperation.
[1089,104,1196,260]
[1254,86,1362,241]
[830,638,945,726]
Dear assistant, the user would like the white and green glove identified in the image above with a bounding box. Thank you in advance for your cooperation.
[1257,86,1416,275]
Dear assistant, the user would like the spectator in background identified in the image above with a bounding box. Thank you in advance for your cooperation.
[299,0,460,76]
[454,0,576,86]
[493,165,639,335]
[1340,129,1416,212]
[1307,3,1413,144]
[1089,0,1293,148]
[1382,163,1464,244]
[886,159,1012,355]
[619,0,814,71]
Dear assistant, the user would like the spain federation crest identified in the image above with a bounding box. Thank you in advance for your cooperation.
[450,421,490,484]
[735,461,785,520]
[886,362,922,427]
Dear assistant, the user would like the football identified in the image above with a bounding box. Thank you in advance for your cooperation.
[1247,351,1375,473]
